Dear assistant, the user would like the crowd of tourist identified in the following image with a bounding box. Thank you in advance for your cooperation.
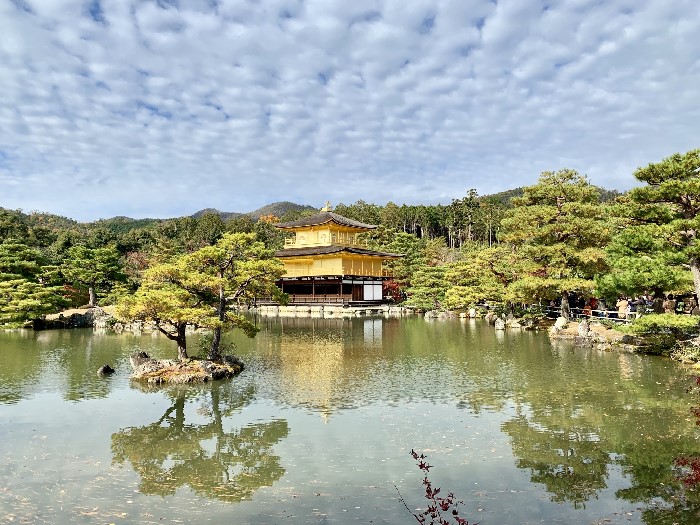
[547,293,700,321]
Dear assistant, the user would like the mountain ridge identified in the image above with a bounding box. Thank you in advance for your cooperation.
[190,201,317,221]
[1,187,623,227]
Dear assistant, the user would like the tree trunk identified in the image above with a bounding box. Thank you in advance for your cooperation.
[208,283,226,362]
[174,394,185,432]
[88,285,97,307]
[209,328,222,361]
[691,258,700,301]
[176,324,188,360]
[560,292,571,321]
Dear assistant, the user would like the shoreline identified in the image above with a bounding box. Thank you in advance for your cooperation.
[20,304,700,367]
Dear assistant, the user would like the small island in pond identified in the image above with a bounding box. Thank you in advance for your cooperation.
[128,351,244,384]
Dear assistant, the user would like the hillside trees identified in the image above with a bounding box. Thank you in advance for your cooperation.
[251,215,285,250]
[375,232,426,288]
[0,209,75,249]
[151,214,226,261]
[334,194,512,244]
[379,201,403,231]
[333,200,382,225]
[445,190,480,248]
[478,197,507,247]
[0,210,29,241]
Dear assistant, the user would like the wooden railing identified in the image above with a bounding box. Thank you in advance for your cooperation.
[257,294,353,305]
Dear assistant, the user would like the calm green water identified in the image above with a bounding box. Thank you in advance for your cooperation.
[1,316,700,524]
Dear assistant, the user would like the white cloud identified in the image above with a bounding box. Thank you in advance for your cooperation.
[0,0,698,220]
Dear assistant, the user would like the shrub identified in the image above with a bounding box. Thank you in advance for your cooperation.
[624,314,700,339]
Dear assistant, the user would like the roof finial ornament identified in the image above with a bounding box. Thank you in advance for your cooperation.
[321,201,332,212]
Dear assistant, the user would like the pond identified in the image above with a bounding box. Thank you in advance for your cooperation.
[1,316,699,524]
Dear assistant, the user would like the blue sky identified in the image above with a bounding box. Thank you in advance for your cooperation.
[1,0,698,221]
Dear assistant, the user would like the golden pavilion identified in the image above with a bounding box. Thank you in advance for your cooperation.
[273,203,402,305]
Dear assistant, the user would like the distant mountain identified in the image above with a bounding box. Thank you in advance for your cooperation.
[480,188,525,205]
[5,188,625,229]
[246,201,317,220]
[91,216,163,233]
[191,202,316,221]
[597,187,623,202]
[1,207,79,230]
[481,185,622,205]
[191,208,243,221]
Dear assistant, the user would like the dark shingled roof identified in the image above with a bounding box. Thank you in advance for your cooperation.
[275,246,403,258]
[274,212,377,230]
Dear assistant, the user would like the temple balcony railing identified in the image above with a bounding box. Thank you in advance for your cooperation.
[283,236,368,248]
[280,268,394,277]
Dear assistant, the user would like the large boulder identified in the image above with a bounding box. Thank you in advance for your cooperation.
[521,318,537,330]
[97,364,115,375]
[552,317,568,332]
[577,319,591,337]
[494,318,506,331]
[130,351,153,369]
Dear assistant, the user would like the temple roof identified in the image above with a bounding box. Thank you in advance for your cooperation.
[275,246,402,258]
[274,212,377,230]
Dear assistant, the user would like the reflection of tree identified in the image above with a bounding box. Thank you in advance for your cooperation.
[57,333,113,401]
[614,421,700,524]
[0,331,43,404]
[0,330,115,404]
[111,384,289,502]
[502,415,609,507]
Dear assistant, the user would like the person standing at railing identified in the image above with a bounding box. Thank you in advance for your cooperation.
[616,296,629,320]
[663,294,676,314]
[675,296,686,315]
[628,296,644,319]
[582,300,592,317]
[589,297,599,313]
[597,298,607,317]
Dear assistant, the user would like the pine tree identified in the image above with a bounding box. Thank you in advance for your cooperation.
[500,169,610,319]
[405,265,448,310]
[0,242,67,326]
[116,233,285,361]
[444,245,523,309]
[613,149,700,299]
[62,245,124,307]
